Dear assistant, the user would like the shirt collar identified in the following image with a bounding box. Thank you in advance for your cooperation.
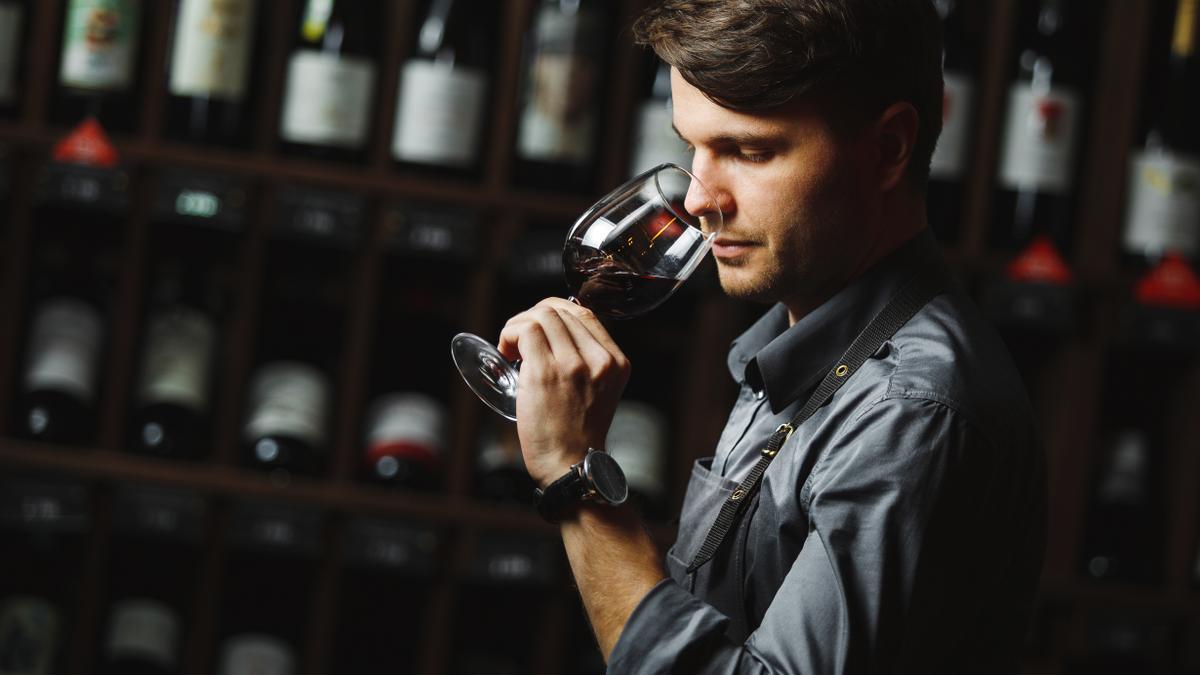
[727,229,944,414]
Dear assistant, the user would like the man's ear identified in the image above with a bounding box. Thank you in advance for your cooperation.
[873,102,919,192]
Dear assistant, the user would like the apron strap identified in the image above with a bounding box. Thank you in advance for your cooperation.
[686,266,945,575]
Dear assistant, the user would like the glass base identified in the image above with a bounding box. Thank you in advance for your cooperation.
[450,332,519,421]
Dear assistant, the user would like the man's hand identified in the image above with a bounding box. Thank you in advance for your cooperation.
[497,297,631,487]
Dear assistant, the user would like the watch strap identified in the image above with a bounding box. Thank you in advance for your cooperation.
[534,463,586,524]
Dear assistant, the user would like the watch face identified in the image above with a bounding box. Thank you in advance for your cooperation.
[585,452,628,505]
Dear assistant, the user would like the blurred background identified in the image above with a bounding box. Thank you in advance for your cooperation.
[0,0,1197,673]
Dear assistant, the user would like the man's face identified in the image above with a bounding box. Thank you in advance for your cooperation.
[672,69,876,310]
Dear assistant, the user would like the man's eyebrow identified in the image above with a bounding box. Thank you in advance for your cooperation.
[671,123,787,147]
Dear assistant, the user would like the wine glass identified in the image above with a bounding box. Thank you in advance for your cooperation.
[451,163,722,420]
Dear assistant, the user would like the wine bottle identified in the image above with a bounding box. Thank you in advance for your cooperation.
[331,520,437,675]
[218,504,319,655]
[628,59,690,178]
[391,0,496,176]
[51,0,144,131]
[164,0,258,146]
[100,599,180,675]
[0,480,90,675]
[1078,428,1164,585]
[990,0,1096,255]
[129,264,218,460]
[474,422,533,504]
[512,0,609,192]
[216,635,295,675]
[606,400,668,519]
[278,0,380,163]
[927,0,979,244]
[361,392,447,490]
[0,0,27,118]
[1121,0,1200,267]
[241,361,330,474]
[15,297,105,445]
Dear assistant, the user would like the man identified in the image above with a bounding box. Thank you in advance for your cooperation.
[497,0,1046,672]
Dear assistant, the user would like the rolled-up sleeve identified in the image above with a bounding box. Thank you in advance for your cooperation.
[608,395,1033,674]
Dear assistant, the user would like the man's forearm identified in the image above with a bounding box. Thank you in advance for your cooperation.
[561,502,666,660]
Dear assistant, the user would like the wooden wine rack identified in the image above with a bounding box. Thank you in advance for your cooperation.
[0,1,1197,673]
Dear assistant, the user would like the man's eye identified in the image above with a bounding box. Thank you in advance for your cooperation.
[737,150,773,163]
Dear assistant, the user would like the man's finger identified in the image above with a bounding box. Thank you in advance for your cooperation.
[535,297,624,360]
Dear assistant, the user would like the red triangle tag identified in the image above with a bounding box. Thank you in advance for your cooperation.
[52,117,120,168]
[1135,253,1200,310]
[1006,235,1073,285]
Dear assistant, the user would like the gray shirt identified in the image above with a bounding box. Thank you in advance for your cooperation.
[608,230,1046,674]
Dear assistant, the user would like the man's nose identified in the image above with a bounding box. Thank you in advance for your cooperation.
[683,165,730,232]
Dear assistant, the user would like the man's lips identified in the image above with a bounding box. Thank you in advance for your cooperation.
[712,238,756,259]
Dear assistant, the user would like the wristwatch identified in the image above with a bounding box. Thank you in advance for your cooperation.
[533,449,629,523]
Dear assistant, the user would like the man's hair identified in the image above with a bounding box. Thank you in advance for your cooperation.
[633,0,944,190]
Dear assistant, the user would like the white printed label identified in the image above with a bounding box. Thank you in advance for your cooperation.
[364,392,447,456]
[628,99,691,178]
[516,8,599,165]
[105,599,180,668]
[242,361,329,449]
[606,401,667,499]
[391,59,487,167]
[998,82,1081,194]
[0,4,22,103]
[168,0,255,100]
[217,635,295,675]
[929,70,974,180]
[58,0,140,92]
[136,306,216,413]
[280,50,376,148]
[1123,149,1200,258]
[24,298,104,402]
[0,597,59,675]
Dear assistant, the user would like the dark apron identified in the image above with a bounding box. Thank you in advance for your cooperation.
[665,456,764,641]
[663,266,945,643]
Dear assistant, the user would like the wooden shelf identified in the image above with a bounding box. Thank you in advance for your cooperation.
[0,440,556,534]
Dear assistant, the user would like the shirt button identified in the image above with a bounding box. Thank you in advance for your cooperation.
[755,390,765,400]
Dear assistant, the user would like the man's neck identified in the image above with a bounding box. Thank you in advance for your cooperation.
[785,196,928,326]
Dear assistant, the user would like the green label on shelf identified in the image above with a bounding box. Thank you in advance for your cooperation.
[384,206,479,261]
[507,231,565,283]
[36,162,129,213]
[344,519,439,575]
[112,486,205,542]
[229,502,323,557]
[274,185,365,249]
[154,169,248,231]
[468,533,559,588]
[0,480,90,534]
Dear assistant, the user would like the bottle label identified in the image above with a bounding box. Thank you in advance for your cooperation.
[24,298,104,402]
[242,362,329,449]
[105,599,180,668]
[929,70,974,180]
[607,401,667,499]
[217,635,295,675]
[0,597,59,675]
[391,59,487,167]
[168,0,255,100]
[58,0,140,92]
[998,82,1081,194]
[515,6,601,165]
[628,98,691,178]
[0,4,22,104]
[363,392,447,465]
[1098,430,1148,504]
[280,51,376,148]
[136,305,216,413]
[1123,149,1200,258]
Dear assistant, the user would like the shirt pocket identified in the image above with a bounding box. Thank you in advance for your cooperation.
[665,457,741,583]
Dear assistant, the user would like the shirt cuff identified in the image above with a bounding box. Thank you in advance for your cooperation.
[607,577,731,674]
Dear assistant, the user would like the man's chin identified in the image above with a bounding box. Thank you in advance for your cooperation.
[716,268,776,305]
